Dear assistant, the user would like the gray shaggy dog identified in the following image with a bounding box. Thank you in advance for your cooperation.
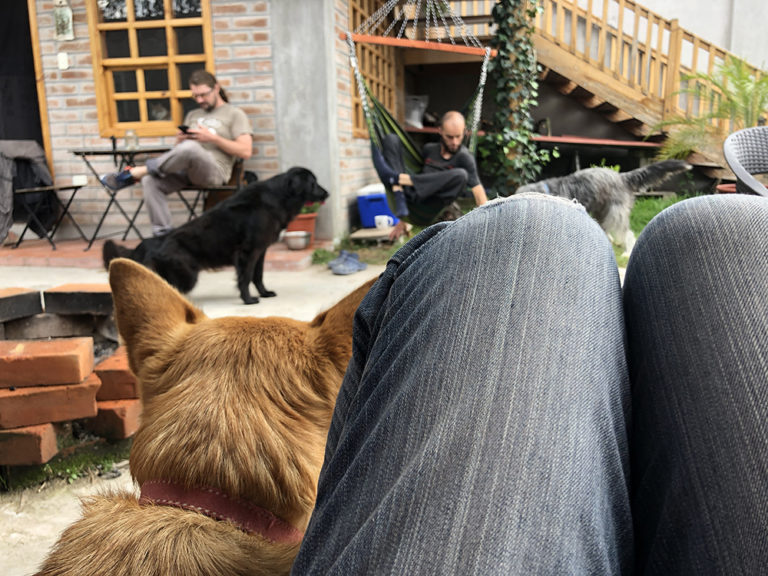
[515,159,692,254]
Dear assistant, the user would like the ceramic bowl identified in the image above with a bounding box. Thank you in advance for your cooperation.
[284,231,311,250]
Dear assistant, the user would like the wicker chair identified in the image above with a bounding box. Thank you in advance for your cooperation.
[722,126,768,196]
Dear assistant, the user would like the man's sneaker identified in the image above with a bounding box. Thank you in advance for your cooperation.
[100,169,135,191]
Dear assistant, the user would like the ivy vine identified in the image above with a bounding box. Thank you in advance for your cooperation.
[477,0,555,196]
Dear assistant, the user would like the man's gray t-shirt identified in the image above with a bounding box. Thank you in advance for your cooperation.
[422,142,481,188]
[185,103,252,181]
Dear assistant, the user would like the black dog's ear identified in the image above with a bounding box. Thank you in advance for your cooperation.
[286,167,313,198]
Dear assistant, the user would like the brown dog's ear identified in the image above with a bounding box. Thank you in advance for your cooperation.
[108,258,205,371]
[309,277,377,372]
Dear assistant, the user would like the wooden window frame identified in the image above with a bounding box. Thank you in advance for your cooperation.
[349,0,397,139]
[85,0,214,138]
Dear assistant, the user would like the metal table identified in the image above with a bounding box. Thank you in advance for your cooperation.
[71,145,170,250]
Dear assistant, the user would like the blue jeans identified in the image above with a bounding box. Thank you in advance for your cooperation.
[292,193,768,574]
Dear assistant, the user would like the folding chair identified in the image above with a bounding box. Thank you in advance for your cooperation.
[178,159,246,220]
[13,184,87,249]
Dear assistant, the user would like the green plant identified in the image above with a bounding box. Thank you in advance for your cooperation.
[300,202,322,214]
[476,0,556,196]
[1,437,132,492]
[611,194,690,267]
[657,56,768,160]
[591,159,621,172]
[312,224,426,267]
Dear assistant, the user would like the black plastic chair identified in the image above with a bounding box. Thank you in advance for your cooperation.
[722,126,768,196]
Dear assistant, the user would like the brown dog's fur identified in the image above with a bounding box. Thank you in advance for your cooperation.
[37,259,375,576]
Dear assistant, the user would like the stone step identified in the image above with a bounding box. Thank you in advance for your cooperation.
[0,237,325,271]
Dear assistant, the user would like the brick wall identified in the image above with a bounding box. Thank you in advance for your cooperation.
[36,0,376,242]
[37,0,280,237]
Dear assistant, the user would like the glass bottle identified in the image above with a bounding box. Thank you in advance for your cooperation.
[124,129,138,150]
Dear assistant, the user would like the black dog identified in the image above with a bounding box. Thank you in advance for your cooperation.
[103,167,329,304]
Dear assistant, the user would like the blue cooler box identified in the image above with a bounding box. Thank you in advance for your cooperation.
[357,183,399,228]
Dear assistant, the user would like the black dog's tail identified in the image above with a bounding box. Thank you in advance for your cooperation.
[102,240,134,270]
[621,159,692,192]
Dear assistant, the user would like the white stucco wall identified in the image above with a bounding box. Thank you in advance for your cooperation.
[639,0,767,68]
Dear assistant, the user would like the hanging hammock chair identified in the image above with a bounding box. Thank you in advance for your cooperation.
[344,0,493,226]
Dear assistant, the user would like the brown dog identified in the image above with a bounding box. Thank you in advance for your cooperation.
[37,258,375,576]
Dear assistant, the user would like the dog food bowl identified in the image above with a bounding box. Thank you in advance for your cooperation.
[284,231,311,250]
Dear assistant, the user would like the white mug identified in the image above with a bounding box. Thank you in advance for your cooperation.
[375,214,394,229]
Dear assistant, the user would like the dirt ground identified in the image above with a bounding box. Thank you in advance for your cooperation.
[1,461,135,575]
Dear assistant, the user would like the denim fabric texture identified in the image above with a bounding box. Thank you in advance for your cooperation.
[625,194,768,575]
[294,195,633,574]
[292,193,767,574]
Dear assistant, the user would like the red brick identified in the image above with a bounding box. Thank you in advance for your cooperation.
[0,287,43,323]
[94,347,139,401]
[0,423,58,466]
[86,399,142,440]
[0,373,100,429]
[0,337,94,388]
[43,283,113,315]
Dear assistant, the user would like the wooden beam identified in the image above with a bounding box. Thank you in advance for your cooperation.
[533,33,663,127]
[578,95,605,109]
[27,0,52,177]
[557,81,579,96]
[604,109,634,123]
[341,33,496,58]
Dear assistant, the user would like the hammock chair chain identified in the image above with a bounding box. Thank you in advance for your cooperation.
[355,0,482,49]
[347,2,492,149]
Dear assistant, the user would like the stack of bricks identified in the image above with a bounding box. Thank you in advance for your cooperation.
[0,285,140,467]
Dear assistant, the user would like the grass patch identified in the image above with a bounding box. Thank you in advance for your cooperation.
[613,194,691,267]
[1,423,132,492]
[313,225,426,267]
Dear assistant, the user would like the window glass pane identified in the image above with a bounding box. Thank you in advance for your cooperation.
[147,98,171,121]
[99,0,127,22]
[144,68,169,91]
[181,99,198,118]
[104,30,130,58]
[176,26,204,55]
[137,28,167,57]
[116,100,140,122]
[113,70,137,93]
[177,62,206,88]
[134,0,164,20]
[173,0,201,18]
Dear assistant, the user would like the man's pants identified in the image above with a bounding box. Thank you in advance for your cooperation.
[382,133,468,204]
[142,140,223,236]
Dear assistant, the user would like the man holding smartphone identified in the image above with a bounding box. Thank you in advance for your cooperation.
[101,70,253,236]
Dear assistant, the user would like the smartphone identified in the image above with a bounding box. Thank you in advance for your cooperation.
[178,125,190,133]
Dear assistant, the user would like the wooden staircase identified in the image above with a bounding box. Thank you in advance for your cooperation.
[446,0,762,140]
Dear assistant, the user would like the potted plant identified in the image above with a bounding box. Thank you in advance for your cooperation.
[285,202,321,246]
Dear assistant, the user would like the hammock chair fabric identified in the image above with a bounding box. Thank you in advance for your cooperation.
[345,1,491,225]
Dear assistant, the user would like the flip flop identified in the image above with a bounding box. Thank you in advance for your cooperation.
[331,253,368,275]
[327,250,357,269]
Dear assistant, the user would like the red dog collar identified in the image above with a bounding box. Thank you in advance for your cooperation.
[139,480,304,544]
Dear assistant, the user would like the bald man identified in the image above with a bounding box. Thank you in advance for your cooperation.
[372,111,488,239]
